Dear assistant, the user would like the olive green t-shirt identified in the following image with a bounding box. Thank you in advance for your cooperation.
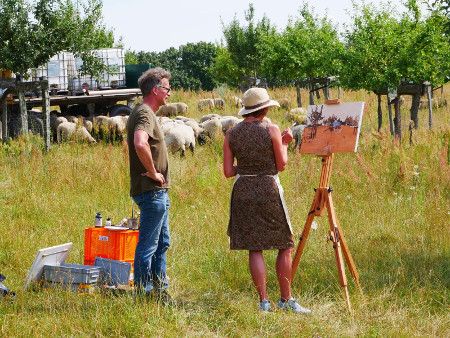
[127,103,170,196]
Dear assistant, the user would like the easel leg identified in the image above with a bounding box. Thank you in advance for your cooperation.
[336,221,364,297]
[327,195,352,312]
[327,194,364,297]
[291,190,321,282]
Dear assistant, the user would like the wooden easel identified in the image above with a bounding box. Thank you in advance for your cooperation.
[291,152,364,312]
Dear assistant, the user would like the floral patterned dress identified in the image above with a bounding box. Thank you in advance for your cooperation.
[227,120,294,250]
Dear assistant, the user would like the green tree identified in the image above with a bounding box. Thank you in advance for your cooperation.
[341,1,449,135]
[179,42,218,91]
[340,2,401,94]
[0,0,114,78]
[126,42,219,91]
[259,3,343,103]
[261,4,342,83]
[396,1,449,86]
[215,3,275,87]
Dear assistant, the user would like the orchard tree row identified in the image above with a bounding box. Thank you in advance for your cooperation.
[127,1,449,96]
[1,0,448,95]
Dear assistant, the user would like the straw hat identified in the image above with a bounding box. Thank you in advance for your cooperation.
[238,88,280,116]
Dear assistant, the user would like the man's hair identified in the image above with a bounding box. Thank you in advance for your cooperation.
[138,67,171,97]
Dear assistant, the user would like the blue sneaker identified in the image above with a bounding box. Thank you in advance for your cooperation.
[278,297,311,314]
[259,300,271,312]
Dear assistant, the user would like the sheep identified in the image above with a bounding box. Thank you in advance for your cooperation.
[156,102,188,117]
[198,99,215,110]
[156,103,178,117]
[158,116,172,124]
[57,122,96,144]
[64,115,79,124]
[75,115,93,133]
[277,98,291,110]
[199,113,221,123]
[220,116,241,134]
[83,119,93,133]
[175,102,188,115]
[164,124,195,156]
[232,96,243,107]
[290,107,307,116]
[200,117,222,140]
[292,125,307,150]
[110,116,127,138]
[160,120,179,137]
[285,107,307,125]
[93,116,110,131]
[50,115,68,136]
[91,116,127,141]
[184,120,204,139]
[174,116,196,123]
[214,98,225,109]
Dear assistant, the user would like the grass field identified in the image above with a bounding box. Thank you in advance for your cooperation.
[0,85,448,337]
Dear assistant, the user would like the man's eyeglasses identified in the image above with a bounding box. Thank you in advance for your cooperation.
[157,85,171,93]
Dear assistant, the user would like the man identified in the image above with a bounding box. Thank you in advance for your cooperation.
[126,67,172,301]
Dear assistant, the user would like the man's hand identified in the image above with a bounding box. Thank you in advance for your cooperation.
[141,171,165,187]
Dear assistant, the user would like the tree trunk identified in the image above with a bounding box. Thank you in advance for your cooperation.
[409,121,414,146]
[19,90,28,137]
[315,84,321,99]
[387,94,394,136]
[377,94,382,131]
[394,97,402,141]
[41,79,51,151]
[296,82,302,107]
[426,85,433,129]
[1,98,7,140]
[338,86,341,99]
[410,93,420,130]
[309,77,315,105]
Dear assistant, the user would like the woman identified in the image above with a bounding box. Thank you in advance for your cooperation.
[223,88,311,314]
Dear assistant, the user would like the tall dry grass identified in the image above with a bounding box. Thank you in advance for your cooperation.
[0,85,448,336]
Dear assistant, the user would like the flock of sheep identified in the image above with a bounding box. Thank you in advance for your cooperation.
[156,97,308,156]
[5,95,308,155]
[51,113,128,144]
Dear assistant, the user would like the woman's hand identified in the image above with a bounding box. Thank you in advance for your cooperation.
[281,128,293,145]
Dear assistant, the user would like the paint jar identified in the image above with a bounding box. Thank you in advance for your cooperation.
[105,217,112,227]
[95,212,103,227]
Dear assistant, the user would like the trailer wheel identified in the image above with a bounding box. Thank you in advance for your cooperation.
[109,104,131,117]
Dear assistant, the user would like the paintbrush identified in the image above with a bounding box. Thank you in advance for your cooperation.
[281,123,297,137]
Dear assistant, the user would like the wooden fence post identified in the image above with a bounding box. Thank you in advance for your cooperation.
[40,77,50,151]
[296,81,302,107]
[377,94,382,132]
[394,97,402,141]
[1,98,7,140]
[410,93,420,130]
[19,90,28,137]
[387,94,394,137]
[426,85,433,129]
[309,76,315,105]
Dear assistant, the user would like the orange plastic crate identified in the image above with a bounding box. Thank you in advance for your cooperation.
[84,227,139,266]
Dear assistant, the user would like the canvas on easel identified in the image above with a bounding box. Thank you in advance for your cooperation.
[292,100,364,312]
[300,101,364,154]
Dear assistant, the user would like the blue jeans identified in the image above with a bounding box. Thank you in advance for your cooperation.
[132,189,170,290]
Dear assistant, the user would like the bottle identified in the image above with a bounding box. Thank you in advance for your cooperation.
[95,212,103,227]
[105,217,111,227]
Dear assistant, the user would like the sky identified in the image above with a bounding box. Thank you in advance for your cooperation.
[102,0,412,53]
